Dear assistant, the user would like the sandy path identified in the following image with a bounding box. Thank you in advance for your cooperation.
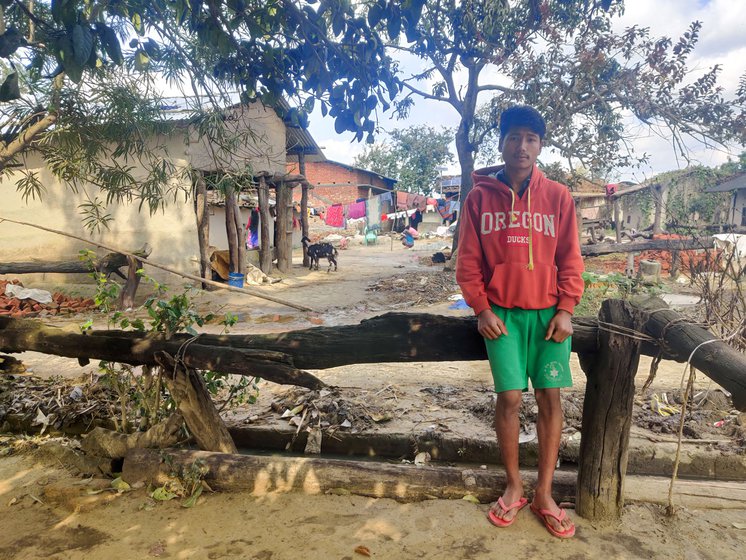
[2,237,745,560]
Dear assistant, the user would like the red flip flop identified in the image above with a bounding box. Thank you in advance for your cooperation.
[530,503,576,538]
[487,496,528,527]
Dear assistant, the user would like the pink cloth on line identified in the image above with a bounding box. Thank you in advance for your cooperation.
[325,204,345,227]
[396,191,409,210]
[348,200,366,219]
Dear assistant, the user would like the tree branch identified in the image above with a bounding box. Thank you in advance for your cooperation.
[0,112,57,169]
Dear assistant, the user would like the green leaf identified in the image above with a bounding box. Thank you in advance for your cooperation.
[181,484,203,508]
[111,477,131,492]
[72,25,94,68]
[99,25,124,65]
[134,50,150,71]
[0,72,20,101]
[151,486,177,501]
[131,13,144,36]
[368,3,384,27]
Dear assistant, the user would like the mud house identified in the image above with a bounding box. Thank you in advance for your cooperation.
[706,172,746,229]
[0,100,323,282]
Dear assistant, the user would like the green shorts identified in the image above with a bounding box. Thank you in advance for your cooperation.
[484,304,572,393]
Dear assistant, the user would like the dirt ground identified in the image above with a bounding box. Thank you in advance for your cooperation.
[2,231,746,559]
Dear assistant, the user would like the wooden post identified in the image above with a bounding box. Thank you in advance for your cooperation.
[275,182,289,272]
[154,351,237,454]
[614,198,622,243]
[224,189,239,273]
[257,175,272,274]
[299,154,310,267]
[232,195,247,276]
[575,198,584,246]
[670,249,680,278]
[193,172,210,289]
[576,299,642,521]
[653,184,666,235]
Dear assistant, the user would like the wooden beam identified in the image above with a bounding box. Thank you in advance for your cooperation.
[2,305,745,408]
[0,316,325,389]
[581,237,714,256]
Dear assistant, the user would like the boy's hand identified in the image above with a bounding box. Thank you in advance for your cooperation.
[545,309,573,342]
[477,309,509,340]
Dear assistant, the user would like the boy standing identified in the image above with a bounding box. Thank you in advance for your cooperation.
[456,106,584,538]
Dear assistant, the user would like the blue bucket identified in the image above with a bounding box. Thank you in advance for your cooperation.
[228,272,245,288]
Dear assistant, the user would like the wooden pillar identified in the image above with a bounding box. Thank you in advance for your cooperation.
[575,197,584,245]
[653,184,666,235]
[299,154,310,267]
[258,175,272,274]
[275,181,293,273]
[576,299,642,522]
[613,198,622,243]
[232,195,247,276]
[193,172,210,288]
[224,189,239,273]
[670,249,680,278]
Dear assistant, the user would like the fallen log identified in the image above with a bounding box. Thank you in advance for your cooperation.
[636,296,746,410]
[0,247,151,276]
[122,448,576,504]
[2,308,745,408]
[581,237,714,256]
[81,414,184,459]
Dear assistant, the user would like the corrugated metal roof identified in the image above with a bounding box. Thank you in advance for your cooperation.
[706,172,746,193]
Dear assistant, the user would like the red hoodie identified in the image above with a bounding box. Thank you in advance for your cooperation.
[456,164,584,316]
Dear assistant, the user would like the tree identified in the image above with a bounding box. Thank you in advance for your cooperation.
[354,124,453,194]
[368,0,745,246]
[0,0,409,218]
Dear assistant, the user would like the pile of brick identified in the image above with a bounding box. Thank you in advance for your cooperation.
[585,234,721,277]
[0,280,96,318]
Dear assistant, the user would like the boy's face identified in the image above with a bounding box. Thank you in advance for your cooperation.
[499,126,542,173]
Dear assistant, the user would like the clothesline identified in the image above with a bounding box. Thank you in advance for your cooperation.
[322,191,460,229]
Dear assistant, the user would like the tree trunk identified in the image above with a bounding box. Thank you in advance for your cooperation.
[154,352,237,454]
[576,300,641,521]
[580,237,714,256]
[451,64,480,255]
[194,171,210,288]
[122,448,576,504]
[257,175,272,274]
[224,189,239,273]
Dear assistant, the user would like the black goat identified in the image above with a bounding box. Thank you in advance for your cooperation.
[301,236,338,272]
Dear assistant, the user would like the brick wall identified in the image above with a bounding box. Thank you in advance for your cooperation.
[287,160,393,207]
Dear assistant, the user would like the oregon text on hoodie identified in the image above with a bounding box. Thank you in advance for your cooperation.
[456,164,584,316]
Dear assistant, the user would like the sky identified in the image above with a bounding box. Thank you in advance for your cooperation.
[304,0,746,183]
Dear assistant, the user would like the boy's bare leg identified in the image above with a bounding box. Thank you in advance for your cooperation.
[533,388,574,532]
[491,389,524,521]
